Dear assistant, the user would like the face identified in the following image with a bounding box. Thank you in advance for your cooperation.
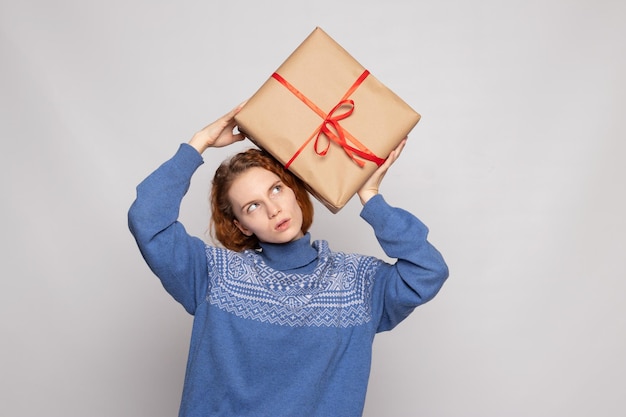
[228,167,304,245]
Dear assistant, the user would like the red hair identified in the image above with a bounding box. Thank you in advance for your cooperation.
[210,148,314,251]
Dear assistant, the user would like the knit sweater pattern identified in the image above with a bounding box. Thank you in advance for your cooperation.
[206,241,381,328]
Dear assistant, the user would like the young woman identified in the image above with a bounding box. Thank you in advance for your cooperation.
[128,104,449,417]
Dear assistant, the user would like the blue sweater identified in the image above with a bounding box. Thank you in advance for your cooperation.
[128,143,449,417]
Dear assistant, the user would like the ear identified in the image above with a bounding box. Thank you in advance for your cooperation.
[233,219,253,236]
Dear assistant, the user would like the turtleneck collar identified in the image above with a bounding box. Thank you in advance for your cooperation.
[258,233,318,271]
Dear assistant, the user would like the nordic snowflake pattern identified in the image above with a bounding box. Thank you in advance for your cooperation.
[205,241,381,328]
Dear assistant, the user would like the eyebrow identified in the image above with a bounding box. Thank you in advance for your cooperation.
[268,180,282,191]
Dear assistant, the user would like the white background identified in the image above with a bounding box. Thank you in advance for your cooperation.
[1,0,625,416]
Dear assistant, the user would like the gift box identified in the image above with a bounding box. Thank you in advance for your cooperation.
[235,27,420,213]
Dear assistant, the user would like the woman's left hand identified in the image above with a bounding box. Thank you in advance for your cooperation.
[357,137,407,205]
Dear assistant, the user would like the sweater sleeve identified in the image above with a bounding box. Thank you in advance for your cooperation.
[128,143,208,315]
[360,194,449,332]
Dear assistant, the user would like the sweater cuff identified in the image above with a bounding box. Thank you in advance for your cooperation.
[174,143,204,174]
[359,194,387,226]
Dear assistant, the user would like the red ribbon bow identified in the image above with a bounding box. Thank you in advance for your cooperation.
[271,70,385,169]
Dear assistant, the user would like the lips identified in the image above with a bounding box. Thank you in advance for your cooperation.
[275,218,291,231]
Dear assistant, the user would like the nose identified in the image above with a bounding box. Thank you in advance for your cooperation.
[268,203,281,218]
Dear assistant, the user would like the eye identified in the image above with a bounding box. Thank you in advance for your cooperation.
[271,184,282,195]
[246,202,259,213]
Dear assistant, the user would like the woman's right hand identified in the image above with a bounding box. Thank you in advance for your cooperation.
[188,102,247,154]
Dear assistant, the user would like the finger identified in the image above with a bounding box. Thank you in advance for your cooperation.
[224,118,237,131]
[392,137,408,158]
[385,137,408,166]
[221,102,246,124]
[396,137,408,154]
[372,137,407,180]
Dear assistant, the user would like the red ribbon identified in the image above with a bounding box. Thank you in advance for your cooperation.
[271,70,386,169]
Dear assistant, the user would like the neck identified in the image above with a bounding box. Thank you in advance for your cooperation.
[258,233,318,271]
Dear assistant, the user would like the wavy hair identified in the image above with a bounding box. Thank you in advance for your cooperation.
[210,148,313,251]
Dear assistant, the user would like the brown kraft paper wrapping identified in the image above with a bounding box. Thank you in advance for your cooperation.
[235,27,421,213]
